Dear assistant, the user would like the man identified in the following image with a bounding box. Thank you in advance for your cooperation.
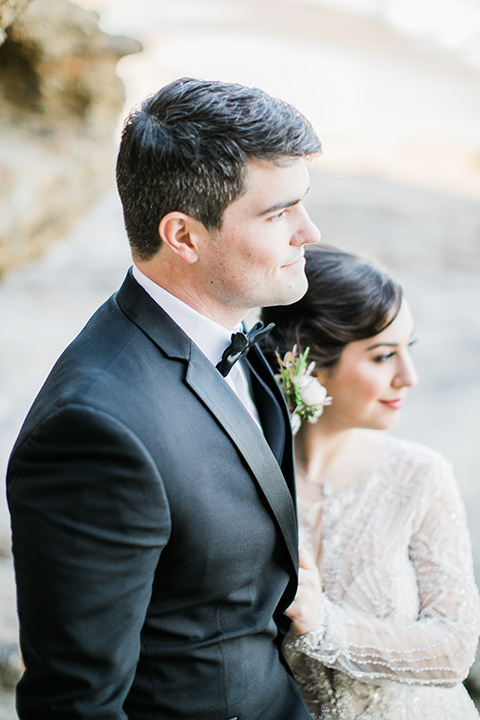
[7,77,321,719]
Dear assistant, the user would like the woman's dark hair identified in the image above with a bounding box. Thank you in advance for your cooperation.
[261,245,403,371]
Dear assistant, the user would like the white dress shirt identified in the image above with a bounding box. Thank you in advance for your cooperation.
[132,265,261,427]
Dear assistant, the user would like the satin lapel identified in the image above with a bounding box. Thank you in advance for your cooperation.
[244,353,286,465]
[186,348,298,574]
[117,271,298,572]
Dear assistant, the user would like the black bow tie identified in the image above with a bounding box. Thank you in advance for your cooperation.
[216,321,275,377]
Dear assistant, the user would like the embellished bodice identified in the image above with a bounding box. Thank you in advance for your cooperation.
[285,436,480,719]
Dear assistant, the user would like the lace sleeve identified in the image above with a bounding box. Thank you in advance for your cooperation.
[287,456,480,687]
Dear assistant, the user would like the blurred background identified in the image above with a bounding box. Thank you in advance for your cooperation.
[0,0,480,715]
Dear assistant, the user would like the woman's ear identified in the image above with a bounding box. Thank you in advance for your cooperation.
[159,212,206,264]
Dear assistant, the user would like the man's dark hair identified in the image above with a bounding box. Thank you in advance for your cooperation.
[261,245,403,371]
[116,77,322,259]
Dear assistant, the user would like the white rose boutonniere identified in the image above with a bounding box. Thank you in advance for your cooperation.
[275,346,332,434]
[299,376,329,421]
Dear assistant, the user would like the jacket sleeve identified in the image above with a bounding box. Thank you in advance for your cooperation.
[7,404,171,718]
[286,456,480,687]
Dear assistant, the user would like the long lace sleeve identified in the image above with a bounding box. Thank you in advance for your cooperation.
[287,449,480,687]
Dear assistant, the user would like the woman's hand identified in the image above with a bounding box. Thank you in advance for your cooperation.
[284,547,322,636]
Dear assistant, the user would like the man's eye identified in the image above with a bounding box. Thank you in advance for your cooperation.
[270,209,287,221]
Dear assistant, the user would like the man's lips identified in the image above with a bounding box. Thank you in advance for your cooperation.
[282,255,305,268]
[379,399,403,410]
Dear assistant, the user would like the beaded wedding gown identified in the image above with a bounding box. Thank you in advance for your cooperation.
[286,436,480,719]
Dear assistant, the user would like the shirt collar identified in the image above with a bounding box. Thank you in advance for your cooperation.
[132,264,239,366]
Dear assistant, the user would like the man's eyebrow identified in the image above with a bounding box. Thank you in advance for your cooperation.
[257,186,311,217]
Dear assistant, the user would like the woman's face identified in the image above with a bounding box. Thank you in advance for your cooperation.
[317,300,418,431]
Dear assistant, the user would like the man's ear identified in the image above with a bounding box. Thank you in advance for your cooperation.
[159,212,206,264]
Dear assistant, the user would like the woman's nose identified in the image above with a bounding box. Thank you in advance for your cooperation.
[393,353,418,389]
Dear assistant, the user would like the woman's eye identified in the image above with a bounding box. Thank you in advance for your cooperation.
[373,352,395,364]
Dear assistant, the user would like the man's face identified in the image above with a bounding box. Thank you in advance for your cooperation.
[196,157,320,327]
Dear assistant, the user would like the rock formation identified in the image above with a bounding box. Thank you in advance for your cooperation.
[0,0,141,275]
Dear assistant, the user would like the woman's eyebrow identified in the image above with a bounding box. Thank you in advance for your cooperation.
[366,342,398,350]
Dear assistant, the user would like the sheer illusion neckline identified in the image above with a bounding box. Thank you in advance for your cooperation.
[297,434,394,509]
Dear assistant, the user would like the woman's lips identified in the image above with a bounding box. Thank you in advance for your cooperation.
[379,399,403,410]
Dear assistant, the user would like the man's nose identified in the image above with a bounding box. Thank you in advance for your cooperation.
[292,205,321,246]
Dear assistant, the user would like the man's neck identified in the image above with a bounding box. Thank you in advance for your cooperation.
[134,258,246,331]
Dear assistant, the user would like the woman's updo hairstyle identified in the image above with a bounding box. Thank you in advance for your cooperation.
[261,244,403,371]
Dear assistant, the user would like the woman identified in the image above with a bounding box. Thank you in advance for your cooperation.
[261,245,480,719]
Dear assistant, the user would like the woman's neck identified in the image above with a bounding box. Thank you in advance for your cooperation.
[294,424,386,498]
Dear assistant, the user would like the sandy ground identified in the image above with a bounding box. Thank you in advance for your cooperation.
[1,0,480,715]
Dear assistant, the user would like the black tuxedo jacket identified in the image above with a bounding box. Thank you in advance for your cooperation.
[7,270,311,720]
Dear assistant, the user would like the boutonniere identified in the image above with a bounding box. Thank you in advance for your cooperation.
[275,346,332,434]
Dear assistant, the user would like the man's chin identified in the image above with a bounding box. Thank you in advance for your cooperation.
[266,276,308,308]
